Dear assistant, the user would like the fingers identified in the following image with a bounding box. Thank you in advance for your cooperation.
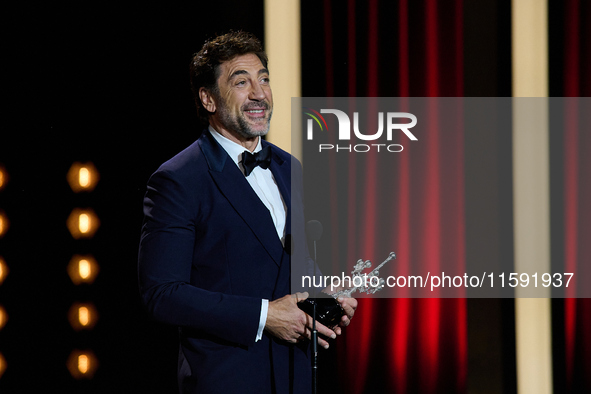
[305,315,336,348]
[294,326,308,344]
[337,297,357,319]
[303,326,331,349]
[292,291,309,303]
[317,337,330,349]
[266,294,313,343]
[339,314,351,328]
[271,292,354,349]
[314,320,337,340]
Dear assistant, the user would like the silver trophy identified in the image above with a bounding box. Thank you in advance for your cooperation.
[298,252,396,327]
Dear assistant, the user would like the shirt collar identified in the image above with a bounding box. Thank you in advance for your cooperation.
[208,125,262,167]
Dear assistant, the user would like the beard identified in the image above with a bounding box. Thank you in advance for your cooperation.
[216,97,273,139]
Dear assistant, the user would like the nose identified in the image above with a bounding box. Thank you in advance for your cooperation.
[249,81,267,101]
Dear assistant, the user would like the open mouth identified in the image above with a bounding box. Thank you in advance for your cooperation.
[244,108,267,118]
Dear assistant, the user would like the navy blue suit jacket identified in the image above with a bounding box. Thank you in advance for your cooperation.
[138,129,312,393]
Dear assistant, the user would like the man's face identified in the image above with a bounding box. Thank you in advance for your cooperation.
[210,53,273,140]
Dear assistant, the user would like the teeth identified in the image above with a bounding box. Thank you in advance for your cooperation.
[247,110,263,113]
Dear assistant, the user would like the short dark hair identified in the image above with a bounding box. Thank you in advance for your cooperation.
[189,31,268,123]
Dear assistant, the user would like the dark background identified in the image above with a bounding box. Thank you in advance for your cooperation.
[1,2,264,392]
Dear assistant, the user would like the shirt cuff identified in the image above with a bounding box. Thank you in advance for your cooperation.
[255,299,269,342]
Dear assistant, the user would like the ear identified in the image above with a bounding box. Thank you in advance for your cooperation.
[199,87,217,113]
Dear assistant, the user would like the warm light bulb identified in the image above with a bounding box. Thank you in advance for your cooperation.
[0,212,8,238]
[0,258,5,284]
[0,306,7,330]
[68,209,99,239]
[68,302,98,330]
[79,213,90,233]
[67,350,98,378]
[0,352,6,378]
[79,167,90,188]
[78,307,89,326]
[67,162,99,192]
[79,259,91,279]
[0,166,6,191]
[68,255,99,284]
[78,354,89,374]
[0,258,6,285]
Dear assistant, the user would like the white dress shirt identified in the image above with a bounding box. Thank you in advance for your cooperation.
[209,126,287,342]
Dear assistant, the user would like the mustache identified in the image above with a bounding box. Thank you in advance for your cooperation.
[242,101,270,111]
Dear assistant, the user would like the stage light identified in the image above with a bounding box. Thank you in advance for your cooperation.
[80,260,90,279]
[0,211,8,238]
[79,307,89,326]
[0,165,7,190]
[67,162,99,192]
[67,350,98,379]
[0,305,7,330]
[79,354,89,373]
[0,352,6,379]
[0,257,7,285]
[67,255,99,284]
[79,213,90,233]
[79,168,90,187]
[68,302,98,330]
[67,209,99,239]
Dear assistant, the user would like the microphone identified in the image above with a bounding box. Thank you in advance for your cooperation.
[306,220,323,243]
[306,220,323,284]
[306,220,322,394]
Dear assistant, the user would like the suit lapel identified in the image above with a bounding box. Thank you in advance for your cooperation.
[199,131,285,266]
[265,140,291,236]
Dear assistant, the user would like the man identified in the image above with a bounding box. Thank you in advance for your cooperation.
[138,31,356,394]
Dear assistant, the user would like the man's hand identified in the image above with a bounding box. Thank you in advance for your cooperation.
[332,296,358,335]
[265,292,337,349]
[321,285,358,335]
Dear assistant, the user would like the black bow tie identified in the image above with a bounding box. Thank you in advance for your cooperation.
[242,146,272,176]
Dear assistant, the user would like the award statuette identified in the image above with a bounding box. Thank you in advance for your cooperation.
[298,293,346,328]
[298,252,397,328]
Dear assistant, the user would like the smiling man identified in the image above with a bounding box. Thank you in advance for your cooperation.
[201,52,273,143]
[138,31,356,394]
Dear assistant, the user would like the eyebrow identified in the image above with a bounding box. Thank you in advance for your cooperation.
[228,68,270,81]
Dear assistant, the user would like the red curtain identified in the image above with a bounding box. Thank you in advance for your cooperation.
[307,0,591,392]
[319,0,467,392]
[560,0,591,391]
